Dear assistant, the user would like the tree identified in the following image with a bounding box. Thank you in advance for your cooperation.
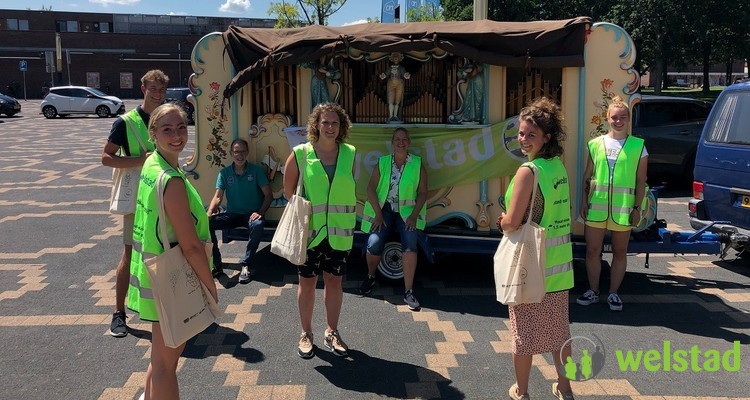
[268,0,347,27]
[407,3,444,22]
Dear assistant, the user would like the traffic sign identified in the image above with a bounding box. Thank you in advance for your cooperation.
[19,60,28,71]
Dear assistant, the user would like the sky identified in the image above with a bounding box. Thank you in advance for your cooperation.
[0,0,388,27]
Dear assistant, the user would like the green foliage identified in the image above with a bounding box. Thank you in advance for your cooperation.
[267,0,347,27]
[407,3,444,22]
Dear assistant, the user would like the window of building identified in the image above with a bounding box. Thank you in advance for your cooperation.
[100,22,109,32]
[66,21,79,32]
[18,19,29,30]
[7,19,17,30]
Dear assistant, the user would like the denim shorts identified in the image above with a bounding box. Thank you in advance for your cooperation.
[366,203,419,255]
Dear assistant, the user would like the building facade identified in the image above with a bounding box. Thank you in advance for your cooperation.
[0,9,275,99]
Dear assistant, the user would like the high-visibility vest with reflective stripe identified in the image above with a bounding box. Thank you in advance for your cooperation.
[120,109,154,157]
[505,157,573,293]
[361,154,426,232]
[586,135,644,226]
[294,142,357,251]
[127,153,210,322]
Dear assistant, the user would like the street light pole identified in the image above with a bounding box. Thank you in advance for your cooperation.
[178,43,182,87]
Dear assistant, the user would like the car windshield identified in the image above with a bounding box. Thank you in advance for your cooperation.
[88,88,108,96]
[166,89,185,98]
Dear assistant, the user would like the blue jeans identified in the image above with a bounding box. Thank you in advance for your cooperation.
[366,202,419,255]
[209,213,265,267]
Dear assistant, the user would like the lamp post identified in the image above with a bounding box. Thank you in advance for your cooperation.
[178,43,182,87]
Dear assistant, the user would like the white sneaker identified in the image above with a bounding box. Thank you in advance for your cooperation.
[608,293,623,311]
[404,289,421,311]
[238,265,252,284]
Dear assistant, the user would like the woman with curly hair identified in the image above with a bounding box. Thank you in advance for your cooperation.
[283,102,357,359]
[497,97,575,400]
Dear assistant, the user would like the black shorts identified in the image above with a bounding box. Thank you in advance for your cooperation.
[297,238,350,278]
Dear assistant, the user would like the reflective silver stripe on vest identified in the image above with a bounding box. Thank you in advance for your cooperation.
[330,227,353,237]
[328,205,356,213]
[612,206,632,214]
[362,215,375,223]
[129,274,154,299]
[545,261,573,277]
[399,199,416,207]
[311,204,328,214]
[546,235,570,247]
[593,184,634,195]
[588,203,609,211]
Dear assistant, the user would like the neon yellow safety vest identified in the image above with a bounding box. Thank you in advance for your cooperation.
[294,142,357,251]
[361,154,426,233]
[505,157,573,293]
[586,135,645,226]
[120,109,155,157]
[127,153,210,322]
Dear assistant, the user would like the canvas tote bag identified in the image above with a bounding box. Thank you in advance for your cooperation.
[109,121,149,215]
[271,147,311,265]
[145,171,222,348]
[494,164,547,306]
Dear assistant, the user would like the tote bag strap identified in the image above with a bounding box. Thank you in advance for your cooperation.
[155,170,175,251]
[294,145,307,197]
[520,162,540,229]
[123,117,149,154]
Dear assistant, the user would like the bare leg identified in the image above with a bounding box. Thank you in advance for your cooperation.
[584,225,607,292]
[322,272,343,331]
[609,230,631,293]
[402,251,417,291]
[365,253,380,277]
[145,322,186,400]
[511,353,533,395]
[298,275,317,333]
[115,245,132,312]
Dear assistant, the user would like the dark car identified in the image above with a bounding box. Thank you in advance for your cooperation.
[0,92,21,117]
[689,81,750,258]
[165,88,194,124]
[631,95,713,185]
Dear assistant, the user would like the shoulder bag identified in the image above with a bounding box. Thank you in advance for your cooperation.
[270,146,311,265]
[494,163,547,305]
[109,121,149,215]
[145,170,222,348]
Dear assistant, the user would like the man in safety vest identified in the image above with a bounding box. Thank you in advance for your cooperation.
[101,69,168,337]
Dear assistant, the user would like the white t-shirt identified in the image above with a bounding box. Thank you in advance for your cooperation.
[603,135,648,176]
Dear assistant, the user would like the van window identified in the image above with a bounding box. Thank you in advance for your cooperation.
[704,93,750,145]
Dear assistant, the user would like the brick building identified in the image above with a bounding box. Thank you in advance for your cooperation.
[0,9,275,99]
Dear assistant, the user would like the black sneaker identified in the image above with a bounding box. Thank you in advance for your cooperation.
[359,275,376,295]
[108,311,127,337]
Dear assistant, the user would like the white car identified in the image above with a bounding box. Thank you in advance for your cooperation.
[41,86,125,118]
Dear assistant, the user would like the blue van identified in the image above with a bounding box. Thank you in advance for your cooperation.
[689,81,750,258]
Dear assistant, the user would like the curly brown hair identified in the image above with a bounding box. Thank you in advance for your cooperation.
[519,97,567,159]
[141,69,169,86]
[306,102,352,143]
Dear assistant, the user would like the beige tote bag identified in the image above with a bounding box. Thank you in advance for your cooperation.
[271,147,311,265]
[145,171,222,348]
[109,123,149,215]
[494,164,547,306]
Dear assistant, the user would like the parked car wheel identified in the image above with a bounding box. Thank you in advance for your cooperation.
[96,105,111,118]
[42,105,58,119]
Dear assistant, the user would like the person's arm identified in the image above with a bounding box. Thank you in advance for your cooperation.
[206,189,224,217]
[283,151,299,200]
[579,156,594,220]
[250,185,273,222]
[163,177,218,302]
[499,166,534,233]
[406,164,428,231]
[631,155,649,226]
[365,166,385,231]
[101,141,150,169]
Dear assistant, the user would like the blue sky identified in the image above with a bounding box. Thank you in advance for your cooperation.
[0,0,388,27]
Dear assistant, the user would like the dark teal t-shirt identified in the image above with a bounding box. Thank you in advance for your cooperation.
[216,162,269,214]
